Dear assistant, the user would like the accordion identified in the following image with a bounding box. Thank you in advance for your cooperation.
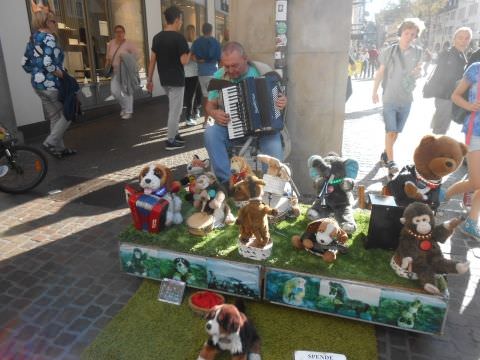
[218,72,285,140]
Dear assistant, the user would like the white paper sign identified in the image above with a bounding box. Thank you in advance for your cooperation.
[294,351,347,360]
[99,20,109,36]
[276,0,288,21]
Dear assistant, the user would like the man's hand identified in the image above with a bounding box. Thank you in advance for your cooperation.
[467,101,480,112]
[146,81,153,93]
[372,92,379,104]
[211,109,230,126]
[276,94,287,110]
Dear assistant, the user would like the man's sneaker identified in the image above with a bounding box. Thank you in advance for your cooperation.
[185,118,197,126]
[459,217,480,242]
[174,134,186,144]
[386,160,399,175]
[0,165,8,178]
[165,139,185,151]
[121,112,132,120]
[380,151,388,166]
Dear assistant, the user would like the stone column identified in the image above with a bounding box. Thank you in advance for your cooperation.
[0,38,20,139]
[229,0,352,195]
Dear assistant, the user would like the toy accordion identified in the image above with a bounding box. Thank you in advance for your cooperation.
[125,185,168,233]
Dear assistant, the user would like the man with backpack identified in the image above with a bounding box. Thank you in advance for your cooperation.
[372,19,424,176]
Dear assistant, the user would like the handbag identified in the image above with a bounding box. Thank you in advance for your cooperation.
[422,65,439,98]
[103,39,125,77]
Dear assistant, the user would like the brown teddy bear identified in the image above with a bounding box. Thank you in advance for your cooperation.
[292,218,349,263]
[386,135,467,210]
[232,175,278,248]
[391,202,469,294]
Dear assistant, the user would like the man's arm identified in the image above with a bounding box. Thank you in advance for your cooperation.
[372,64,385,104]
[180,52,190,65]
[146,51,157,93]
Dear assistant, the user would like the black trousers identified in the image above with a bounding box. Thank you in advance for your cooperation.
[184,76,202,118]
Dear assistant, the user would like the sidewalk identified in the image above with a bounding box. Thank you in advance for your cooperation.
[0,85,479,359]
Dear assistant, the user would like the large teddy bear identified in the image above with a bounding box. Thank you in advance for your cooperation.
[306,152,359,234]
[386,135,467,211]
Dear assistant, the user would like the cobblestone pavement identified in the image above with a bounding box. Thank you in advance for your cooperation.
[0,78,479,359]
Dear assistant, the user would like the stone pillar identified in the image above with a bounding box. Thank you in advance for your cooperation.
[0,38,20,139]
[229,0,352,195]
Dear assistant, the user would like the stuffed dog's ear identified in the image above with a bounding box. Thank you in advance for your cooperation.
[139,166,149,182]
[336,228,349,244]
[222,312,240,334]
[306,219,323,233]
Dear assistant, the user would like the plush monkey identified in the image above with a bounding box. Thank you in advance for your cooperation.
[392,202,469,294]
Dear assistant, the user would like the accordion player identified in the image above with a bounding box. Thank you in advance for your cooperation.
[211,71,285,140]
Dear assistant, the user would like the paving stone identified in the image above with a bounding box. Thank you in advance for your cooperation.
[0,294,13,306]
[16,324,40,342]
[44,345,64,358]
[82,305,103,319]
[104,303,124,317]
[75,277,96,289]
[92,315,112,329]
[34,309,59,326]
[94,293,115,306]
[22,286,47,300]
[68,318,92,332]
[53,332,76,347]
[51,295,72,308]
[39,323,63,339]
[74,293,93,306]
[10,297,32,309]
[33,296,54,307]
[46,286,65,297]
[55,306,83,326]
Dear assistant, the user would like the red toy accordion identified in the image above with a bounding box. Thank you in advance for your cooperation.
[125,185,169,233]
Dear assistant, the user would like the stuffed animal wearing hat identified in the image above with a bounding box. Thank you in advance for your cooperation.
[180,154,210,203]
[306,152,359,234]
[229,156,254,189]
[386,135,467,210]
[391,202,469,294]
[292,218,349,263]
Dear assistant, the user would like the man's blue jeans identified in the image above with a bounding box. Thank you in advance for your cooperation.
[204,123,283,183]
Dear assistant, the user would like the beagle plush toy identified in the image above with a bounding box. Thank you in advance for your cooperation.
[138,163,182,226]
[197,303,261,360]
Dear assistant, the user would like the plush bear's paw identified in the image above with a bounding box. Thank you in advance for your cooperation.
[401,257,413,269]
[424,283,441,294]
[292,235,304,249]
[456,261,470,274]
[341,222,356,234]
[303,239,314,249]
[444,217,463,230]
[306,208,320,221]
[322,251,336,263]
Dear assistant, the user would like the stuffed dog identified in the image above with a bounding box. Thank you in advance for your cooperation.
[232,175,278,248]
[139,163,182,226]
[292,218,349,263]
[197,302,261,360]
[230,156,254,189]
[181,154,210,202]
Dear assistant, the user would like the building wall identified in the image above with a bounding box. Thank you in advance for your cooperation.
[0,1,44,127]
[230,0,352,193]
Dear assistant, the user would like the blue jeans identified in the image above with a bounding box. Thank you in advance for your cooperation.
[383,102,412,133]
[204,123,283,183]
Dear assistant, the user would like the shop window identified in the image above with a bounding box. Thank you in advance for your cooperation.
[161,0,206,39]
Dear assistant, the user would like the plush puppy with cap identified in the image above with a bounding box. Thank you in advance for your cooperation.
[230,156,254,189]
[197,302,261,360]
[138,163,182,226]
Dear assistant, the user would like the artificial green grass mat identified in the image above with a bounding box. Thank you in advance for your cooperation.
[82,280,377,360]
[121,204,419,290]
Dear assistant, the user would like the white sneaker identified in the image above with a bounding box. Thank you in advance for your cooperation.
[185,118,197,126]
[121,112,132,120]
[0,165,8,178]
[120,110,125,117]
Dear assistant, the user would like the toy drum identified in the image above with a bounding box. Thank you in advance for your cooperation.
[186,212,214,236]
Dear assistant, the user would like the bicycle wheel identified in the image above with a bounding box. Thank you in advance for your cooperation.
[0,145,48,194]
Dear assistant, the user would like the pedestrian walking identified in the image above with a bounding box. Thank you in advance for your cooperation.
[367,45,379,78]
[446,62,480,240]
[427,27,471,135]
[147,5,190,150]
[106,25,139,120]
[191,22,221,116]
[183,24,202,126]
[360,49,369,79]
[22,10,76,159]
[372,18,424,176]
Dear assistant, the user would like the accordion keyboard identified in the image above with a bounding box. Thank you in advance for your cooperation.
[223,85,246,139]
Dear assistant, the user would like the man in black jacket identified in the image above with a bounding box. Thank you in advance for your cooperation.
[430,27,471,134]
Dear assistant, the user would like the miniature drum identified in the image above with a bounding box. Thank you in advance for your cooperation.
[237,237,273,261]
[186,212,214,236]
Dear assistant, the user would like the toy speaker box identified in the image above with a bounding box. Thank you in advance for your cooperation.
[125,185,168,233]
[364,193,404,250]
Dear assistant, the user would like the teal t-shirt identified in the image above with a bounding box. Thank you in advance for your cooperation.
[207,65,260,101]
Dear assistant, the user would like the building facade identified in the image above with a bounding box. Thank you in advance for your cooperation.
[429,0,480,51]
[0,0,229,132]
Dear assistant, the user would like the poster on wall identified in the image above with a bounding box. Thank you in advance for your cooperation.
[274,0,288,77]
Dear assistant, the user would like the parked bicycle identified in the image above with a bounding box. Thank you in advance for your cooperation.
[0,125,48,193]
